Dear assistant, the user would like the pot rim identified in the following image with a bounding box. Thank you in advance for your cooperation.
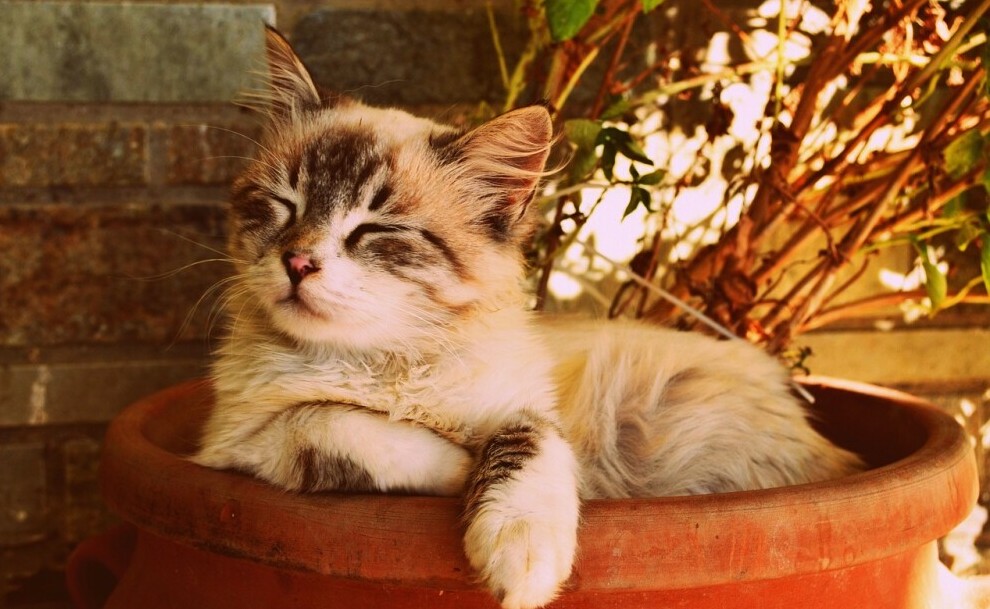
[100,376,977,591]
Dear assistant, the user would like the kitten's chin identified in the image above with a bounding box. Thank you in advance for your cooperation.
[269,305,391,352]
[277,294,327,321]
[264,290,454,355]
[271,302,344,342]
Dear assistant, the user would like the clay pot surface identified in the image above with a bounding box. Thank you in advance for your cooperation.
[89,377,978,608]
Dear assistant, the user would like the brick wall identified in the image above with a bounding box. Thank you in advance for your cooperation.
[0,4,264,598]
[0,0,512,601]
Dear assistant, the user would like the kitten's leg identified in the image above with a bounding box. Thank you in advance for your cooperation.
[196,403,472,496]
[463,413,580,609]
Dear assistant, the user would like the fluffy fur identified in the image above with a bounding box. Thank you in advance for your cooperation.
[194,27,863,609]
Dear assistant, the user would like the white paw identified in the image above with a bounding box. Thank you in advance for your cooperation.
[464,498,578,609]
[463,418,580,608]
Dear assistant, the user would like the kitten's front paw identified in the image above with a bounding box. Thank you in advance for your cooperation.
[464,505,577,609]
[463,421,580,609]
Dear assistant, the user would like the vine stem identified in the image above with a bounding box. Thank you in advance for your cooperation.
[754,91,986,288]
[589,8,638,119]
[773,0,786,119]
[762,67,984,349]
[534,196,567,311]
[802,290,990,332]
[486,2,511,92]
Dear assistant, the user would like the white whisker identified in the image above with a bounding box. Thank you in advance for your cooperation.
[199,155,281,175]
[184,123,274,158]
[126,258,236,282]
[158,229,241,262]
[169,274,246,349]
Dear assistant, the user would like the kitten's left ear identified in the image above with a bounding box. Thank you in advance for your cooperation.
[448,105,553,237]
[263,25,322,121]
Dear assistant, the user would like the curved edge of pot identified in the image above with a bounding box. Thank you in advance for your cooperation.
[92,376,978,597]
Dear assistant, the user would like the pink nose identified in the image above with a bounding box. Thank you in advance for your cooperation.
[281,251,319,286]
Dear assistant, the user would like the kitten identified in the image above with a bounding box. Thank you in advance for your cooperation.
[193,26,863,609]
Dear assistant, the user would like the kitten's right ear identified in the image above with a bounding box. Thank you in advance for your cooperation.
[263,25,321,120]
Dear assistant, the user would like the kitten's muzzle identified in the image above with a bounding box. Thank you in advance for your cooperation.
[282,251,320,286]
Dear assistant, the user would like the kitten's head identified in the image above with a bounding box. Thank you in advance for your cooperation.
[228,27,552,353]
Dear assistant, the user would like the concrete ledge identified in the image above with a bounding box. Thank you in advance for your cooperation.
[800,327,990,387]
[0,2,275,102]
[0,356,207,426]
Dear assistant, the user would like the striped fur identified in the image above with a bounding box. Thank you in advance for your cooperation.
[194,28,863,609]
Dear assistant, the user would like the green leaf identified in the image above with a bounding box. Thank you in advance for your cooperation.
[569,150,599,180]
[642,0,666,12]
[982,236,990,295]
[922,258,947,310]
[912,237,947,310]
[956,219,981,251]
[600,127,653,165]
[623,193,639,219]
[599,97,631,121]
[638,168,666,186]
[616,137,653,165]
[982,165,990,195]
[565,118,602,149]
[623,186,652,219]
[565,119,602,180]
[944,130,985,179]
[943,195,964,218]
[601,143,617,181]
[545,0,598,42]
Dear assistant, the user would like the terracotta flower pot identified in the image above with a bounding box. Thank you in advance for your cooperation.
[70,377,984,609]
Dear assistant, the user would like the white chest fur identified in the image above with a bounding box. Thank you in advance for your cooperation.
[208,311,557,451]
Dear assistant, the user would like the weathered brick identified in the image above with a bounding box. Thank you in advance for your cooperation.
[0,442,48,546]
[291,9,524,106]
[0,204,227,346]
[164,122,262,186]
[0,123,147,187]
[63,435,117,542]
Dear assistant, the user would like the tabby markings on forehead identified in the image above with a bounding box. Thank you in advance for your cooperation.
[299,129,387,217]
[368,183,392,212]
[287,156,302,190]
[352,157,379,204]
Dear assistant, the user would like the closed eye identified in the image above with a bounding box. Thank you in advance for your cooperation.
[345,223,403,251]
[270,195,297,225]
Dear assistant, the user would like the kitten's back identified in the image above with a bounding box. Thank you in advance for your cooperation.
[537,317,863,498]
